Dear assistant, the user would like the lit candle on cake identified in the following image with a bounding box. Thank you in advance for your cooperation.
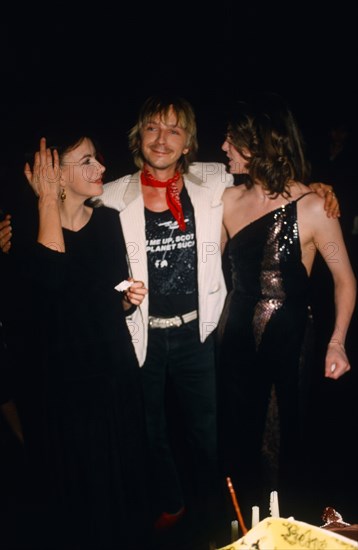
[252,506,260,527]
[270,491,280,517]
[231,520,239,541]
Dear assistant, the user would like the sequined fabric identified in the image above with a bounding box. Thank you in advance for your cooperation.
[253,203,298,348]
[225,197,310,349]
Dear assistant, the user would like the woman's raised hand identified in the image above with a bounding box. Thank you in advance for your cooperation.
[24,137,60,200]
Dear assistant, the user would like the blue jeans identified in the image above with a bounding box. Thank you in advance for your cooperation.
[140,319,218,515]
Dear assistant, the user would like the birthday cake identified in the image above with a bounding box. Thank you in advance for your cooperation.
[220,484,357,549]
[321,507,358,542]
[217,516,358,549]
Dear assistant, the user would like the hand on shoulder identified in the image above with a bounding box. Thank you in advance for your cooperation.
[297,188,335,228]
[308,182,340,218]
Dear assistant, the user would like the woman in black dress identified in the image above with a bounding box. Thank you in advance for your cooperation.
[8,136,152,549]
[218,94,356,523]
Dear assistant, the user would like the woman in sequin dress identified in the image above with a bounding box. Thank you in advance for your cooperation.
[217,94,356,522]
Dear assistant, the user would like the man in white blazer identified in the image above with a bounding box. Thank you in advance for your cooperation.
[103,161,232,367]
[98,97,336,542]
[100,95,233,541]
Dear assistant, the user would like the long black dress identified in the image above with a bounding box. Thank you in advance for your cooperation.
[6,206,151,549]
[218,194,313,521]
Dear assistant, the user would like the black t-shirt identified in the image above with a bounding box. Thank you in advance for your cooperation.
[145,186,198,317]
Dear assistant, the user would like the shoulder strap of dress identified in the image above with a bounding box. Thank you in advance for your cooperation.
[295,191,314,203]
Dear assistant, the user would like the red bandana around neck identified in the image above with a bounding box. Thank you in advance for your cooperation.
[141,166,186,231]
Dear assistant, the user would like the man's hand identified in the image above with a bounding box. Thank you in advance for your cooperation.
[122,278,148,310]
[309,182,340,218]
[0,215,12,253]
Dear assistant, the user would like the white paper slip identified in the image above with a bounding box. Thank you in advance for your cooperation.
[114,280,133,292]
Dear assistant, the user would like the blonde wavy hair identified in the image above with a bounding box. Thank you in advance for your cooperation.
[128,95,198,173]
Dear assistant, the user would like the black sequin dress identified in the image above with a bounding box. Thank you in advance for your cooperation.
[218,194,313,518]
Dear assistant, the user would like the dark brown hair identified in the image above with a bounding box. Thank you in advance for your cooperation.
[226,93,311,196]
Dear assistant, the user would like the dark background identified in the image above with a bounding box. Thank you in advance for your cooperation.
[0,0,357,540]
[0,2,356,175]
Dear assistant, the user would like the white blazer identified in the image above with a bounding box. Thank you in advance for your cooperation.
[101,162,234,366]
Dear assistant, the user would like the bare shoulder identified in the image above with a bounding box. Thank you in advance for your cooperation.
[222,184,246,202]
[295,182,340,248]
[291,182,326,214]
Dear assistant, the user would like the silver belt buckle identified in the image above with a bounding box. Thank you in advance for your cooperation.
[149,315,183,329]
[148,310,197,329]
[170,316,182,328]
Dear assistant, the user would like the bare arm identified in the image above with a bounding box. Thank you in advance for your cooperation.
[221,223,229,256]
[28,138,65,252]
[310,202,356,379]
[0,215,12,253]
[0,138,64,253]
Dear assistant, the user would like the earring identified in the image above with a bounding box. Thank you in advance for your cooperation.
[60,187,66,202]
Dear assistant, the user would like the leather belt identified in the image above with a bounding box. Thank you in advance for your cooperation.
[148,310,198,329]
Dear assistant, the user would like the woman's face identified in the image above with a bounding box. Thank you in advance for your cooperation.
[221,137,250,175]
[60,138,105,201]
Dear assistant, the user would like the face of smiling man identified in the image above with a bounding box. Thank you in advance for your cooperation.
[140,106,189,176]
